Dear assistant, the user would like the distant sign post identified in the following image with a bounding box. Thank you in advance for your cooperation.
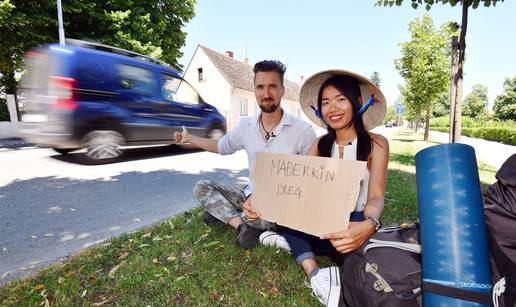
[396,103,405,115]
[396,104,405,126]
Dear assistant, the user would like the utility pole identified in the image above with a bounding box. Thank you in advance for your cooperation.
[57,0,65,45]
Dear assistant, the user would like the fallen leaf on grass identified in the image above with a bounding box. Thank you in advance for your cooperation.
[152,258,158,264]
[92,300,110,306]
[108,265,120,278]
[152,236,163,241]
[81,289,87,298]
[139,244,149,248]
[166,255,176,262]
[35,284,45,291]
[269,287,280,295]
[118,252,129,260]
[57,277,65,284]
[175,276,185,282]
[142,232,152,238]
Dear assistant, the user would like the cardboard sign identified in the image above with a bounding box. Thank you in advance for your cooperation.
[252,152,367,236]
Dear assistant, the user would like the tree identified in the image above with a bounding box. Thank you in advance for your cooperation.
[384,105,397,123]
[493,76,516,120]
[371,71,381,87]
[394,15,452,139]
[0,0,196,115]
[462,84,488,118]
[432,91,450,117]
[377,0,504,142]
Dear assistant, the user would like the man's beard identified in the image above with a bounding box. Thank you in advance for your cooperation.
[259,100,279,113]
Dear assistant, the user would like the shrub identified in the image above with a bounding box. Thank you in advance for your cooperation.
[430,116,450,128]
[462,127,516,145]
[0,98,10,122]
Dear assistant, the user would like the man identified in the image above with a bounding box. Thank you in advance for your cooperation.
[174,60,316,249]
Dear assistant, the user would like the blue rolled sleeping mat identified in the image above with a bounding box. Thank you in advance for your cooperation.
[415,144,493,306]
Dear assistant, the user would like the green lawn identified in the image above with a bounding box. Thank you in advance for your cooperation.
[0,128,497,306]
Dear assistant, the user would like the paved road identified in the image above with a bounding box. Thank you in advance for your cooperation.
[425,130,515,170]
[0,145,248,285]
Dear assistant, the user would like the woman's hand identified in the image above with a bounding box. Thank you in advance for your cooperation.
[320,220,375,254]
[243,197,261,221]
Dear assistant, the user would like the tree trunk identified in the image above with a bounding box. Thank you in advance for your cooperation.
[414,114,420,133]
[424,106,430,141]
[449,36,459,143]
[0,68,20,121]
[450,1,468,143]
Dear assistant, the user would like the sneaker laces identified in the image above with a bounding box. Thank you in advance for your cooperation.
[310,275,328,305]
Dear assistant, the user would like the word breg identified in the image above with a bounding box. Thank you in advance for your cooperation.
[270,159,336,183]
[277,183,302,199]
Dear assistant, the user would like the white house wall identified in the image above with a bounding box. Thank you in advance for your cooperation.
[182,47,232,117]
[230,88,258,127]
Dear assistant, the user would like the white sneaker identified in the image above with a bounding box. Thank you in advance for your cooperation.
[259,231,291,252]
[310,266,341,307]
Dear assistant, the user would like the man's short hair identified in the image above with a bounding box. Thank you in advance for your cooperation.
[253,60,286,85]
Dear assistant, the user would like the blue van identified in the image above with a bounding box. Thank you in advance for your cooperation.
[19,39,226,163]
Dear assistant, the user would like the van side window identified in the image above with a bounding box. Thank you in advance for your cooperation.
[117,64,158,96]
[162,74,201,106]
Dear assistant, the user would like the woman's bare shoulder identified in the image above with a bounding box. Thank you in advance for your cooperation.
[368,132,389,152]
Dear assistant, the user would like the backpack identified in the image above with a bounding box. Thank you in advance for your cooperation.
[339,222,422,307]
[484,154,516,307]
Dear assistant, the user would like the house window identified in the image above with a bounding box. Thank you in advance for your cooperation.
[197,68,203,82]
[240,97,248,116]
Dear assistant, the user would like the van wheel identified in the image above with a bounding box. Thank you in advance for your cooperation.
[52,148,76,155]
[82,130,124,164]
[208,128,225,140]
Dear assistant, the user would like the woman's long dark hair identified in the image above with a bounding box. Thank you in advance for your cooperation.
[317,75,372,161]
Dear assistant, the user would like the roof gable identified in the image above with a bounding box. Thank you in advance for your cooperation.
[199,45,299,101]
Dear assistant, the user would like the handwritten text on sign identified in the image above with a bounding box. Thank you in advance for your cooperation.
[271,158,336,199]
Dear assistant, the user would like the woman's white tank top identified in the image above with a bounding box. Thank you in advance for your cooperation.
[331,139,369,212]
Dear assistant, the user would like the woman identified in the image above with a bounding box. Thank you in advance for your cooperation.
[245,69,389,306]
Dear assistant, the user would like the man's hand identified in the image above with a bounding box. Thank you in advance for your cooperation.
[320,220,375,254]
[243,197,261,221]
[173,126,189,144]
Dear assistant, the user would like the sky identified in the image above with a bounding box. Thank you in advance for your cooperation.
[178,0,515,108]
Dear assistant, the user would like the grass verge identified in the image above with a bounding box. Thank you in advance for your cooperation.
[0,128,497,305]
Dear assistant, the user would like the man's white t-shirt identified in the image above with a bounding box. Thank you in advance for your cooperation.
[218,111,317,196]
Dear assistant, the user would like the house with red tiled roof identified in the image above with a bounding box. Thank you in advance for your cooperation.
[182,45,304,129]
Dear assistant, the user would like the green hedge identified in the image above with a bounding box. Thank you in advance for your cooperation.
[430,116,516,129]
[432,126,516,145]
[0,98,9,122]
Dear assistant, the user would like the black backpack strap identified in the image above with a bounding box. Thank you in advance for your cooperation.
[422,281,492,305]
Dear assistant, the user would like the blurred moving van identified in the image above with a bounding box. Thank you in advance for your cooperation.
[19,39,226,163]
